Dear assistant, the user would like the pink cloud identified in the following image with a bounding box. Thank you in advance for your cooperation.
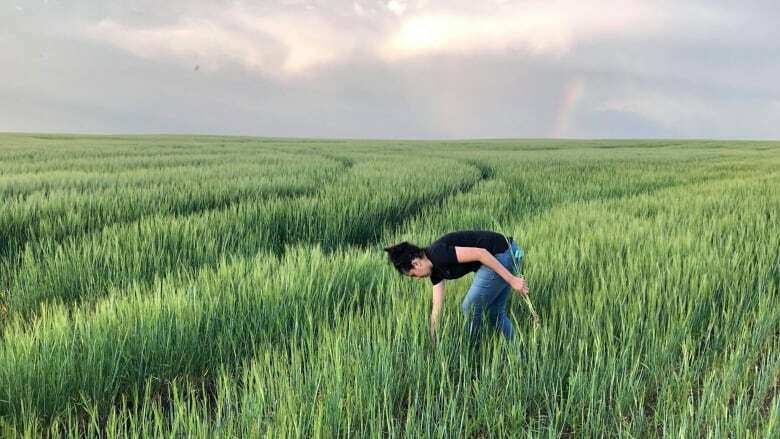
[78,1,736,76]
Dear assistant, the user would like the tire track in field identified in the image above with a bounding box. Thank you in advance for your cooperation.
[372,156,685,250]
[0,156,351,295]
[0,182,327,265]
[0,190,303,294]
[357,163,486,251]
[371,156,753,265]
[3,153,349,247]
[329,159,494,255]
[0,149,345,264]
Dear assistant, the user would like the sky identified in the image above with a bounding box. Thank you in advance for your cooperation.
[2,0,779,140]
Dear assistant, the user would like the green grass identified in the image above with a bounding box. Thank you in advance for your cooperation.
[0,134,778,437]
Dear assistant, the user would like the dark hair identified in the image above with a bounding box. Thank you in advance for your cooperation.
[383,241,426,274]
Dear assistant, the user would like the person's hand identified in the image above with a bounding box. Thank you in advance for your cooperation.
[510,276,529,295]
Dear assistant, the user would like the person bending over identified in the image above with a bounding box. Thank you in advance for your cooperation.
[384,230,529,342]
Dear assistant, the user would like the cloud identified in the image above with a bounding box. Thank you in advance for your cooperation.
[386,1,408,16]
[75,1,680,76]
[379,0,659,61]
[5,0,780,139]
[81,18,283,74]
[78,4,374,77]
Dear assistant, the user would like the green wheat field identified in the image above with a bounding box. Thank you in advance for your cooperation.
[1,133,778,437]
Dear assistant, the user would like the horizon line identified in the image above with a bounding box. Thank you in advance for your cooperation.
[1,130,778,143]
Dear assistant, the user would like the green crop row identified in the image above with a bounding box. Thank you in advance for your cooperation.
[0,245,399,423]
[0,155,343,274]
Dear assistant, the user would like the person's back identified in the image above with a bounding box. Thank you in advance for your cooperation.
[424,230,513,286]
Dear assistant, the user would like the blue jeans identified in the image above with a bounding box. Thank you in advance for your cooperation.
[462,240,524,341]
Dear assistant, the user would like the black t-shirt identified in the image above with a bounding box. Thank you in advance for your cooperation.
[424,230,510,285]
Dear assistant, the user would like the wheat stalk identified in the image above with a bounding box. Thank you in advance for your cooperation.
[503,234,540,329]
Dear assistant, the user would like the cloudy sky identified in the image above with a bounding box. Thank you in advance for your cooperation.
[2,0,779,139]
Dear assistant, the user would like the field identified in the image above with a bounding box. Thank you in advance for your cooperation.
[0,133,779,437]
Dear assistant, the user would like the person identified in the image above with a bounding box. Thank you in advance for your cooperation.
[383,230,529,342]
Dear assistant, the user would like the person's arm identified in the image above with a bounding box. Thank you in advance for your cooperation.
[430,280,445,340]
[454,246,529,295]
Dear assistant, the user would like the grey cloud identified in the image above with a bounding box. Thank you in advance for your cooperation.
[2,0,780,139]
